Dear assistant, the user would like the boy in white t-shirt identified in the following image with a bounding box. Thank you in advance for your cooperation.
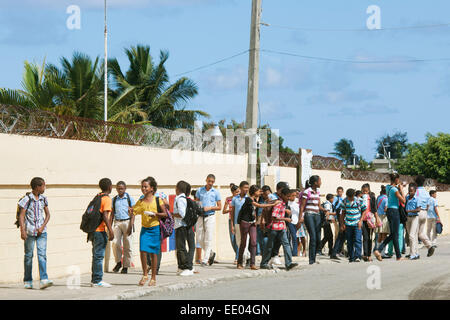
[319,194,336,256]
[286,190,300,256]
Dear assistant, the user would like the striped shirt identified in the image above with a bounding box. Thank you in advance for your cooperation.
[302,187,320,213]
[18,193,48,236]
[340,198,366,226]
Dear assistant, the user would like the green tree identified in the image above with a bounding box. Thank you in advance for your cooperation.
[376,131,408,159]
[0,53,104,119]
[330,138,356,165]
[108,45,208,128]
[397,132,450,184]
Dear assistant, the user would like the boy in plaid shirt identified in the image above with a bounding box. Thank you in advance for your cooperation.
[260,188,299,271]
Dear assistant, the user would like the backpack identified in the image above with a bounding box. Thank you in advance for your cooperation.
[237,197,254,225]
[156,197,174,240]
[112,193,132,219]
[15,193,32,228]
[181,196,203,229]
[80,194,108,239]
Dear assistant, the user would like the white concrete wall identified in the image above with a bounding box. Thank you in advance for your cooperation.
[0,133,247,283]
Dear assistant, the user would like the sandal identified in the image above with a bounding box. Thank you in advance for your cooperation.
[148,279,156,286]
[138,276,148,286]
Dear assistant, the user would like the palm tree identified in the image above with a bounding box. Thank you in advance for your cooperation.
[0,59,62,111]
[330,138,357,165]
[0,53,104,119]
[108,45,208,128]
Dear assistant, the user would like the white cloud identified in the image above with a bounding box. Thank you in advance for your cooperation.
[202,65,247,91]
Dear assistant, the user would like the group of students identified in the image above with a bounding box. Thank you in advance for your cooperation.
[17,174,222,289]
[224,173,441,268]
[17,172,441,289]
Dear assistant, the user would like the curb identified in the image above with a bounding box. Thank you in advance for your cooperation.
[102,268,289,300]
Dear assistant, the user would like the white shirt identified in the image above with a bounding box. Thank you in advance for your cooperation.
[174,193,187,229]
[288,200,300,225]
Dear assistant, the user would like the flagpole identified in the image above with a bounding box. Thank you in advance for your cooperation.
[104,0,108,122]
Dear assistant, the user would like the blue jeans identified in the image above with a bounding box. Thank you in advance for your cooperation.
[345,225,362,261]
[91,231,107,284]
[377,208,401,259]
[260,229,293,268]
[304,212,322,264]
[228,220,238,260]
[256,225,264,256]
[286,222,298,256]
[24,232,48,282]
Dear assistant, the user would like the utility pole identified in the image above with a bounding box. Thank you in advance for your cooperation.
[104,0,108,122]
[245,0,262,184]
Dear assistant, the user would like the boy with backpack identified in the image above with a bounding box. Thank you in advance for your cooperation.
[111,181,135,274]
[173,180,197,276]
[81,178,115,287]
[18,177,53,289]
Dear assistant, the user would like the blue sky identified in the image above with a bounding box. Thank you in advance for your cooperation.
[1,0,449,160]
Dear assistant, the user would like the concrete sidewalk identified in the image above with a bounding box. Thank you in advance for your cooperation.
[0,254,336,300]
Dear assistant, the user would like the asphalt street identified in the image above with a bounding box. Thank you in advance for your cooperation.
[139,236,450,300]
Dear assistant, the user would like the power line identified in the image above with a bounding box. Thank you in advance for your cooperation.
[261,49,450,64]
[174,50,249,77]
[261,21,450,32]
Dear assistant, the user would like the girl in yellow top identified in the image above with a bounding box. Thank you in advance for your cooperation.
[128,177,166,286]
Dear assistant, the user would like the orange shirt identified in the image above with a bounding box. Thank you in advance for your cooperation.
[95,194,112,232]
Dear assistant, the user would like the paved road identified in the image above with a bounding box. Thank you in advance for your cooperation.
[139,237,450,300]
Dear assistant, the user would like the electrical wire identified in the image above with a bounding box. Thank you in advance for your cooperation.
[261,21,450,32]
[261,49,450,64]
[174,50,249,77]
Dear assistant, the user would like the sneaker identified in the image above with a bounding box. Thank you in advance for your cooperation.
[427,246,435,257]
[405,255,411,259]
[286,263,298,271]
[208,252,216,266]
[91,281,112,288]
[272,257,282,265]
[24,281,33,289]
[180,269,194,276]
[409,255,420,260]
[354,258,361,263]
[120,268,128,274]
[330,255,341,260]
[39,279,53,290]
[112,262,122,273]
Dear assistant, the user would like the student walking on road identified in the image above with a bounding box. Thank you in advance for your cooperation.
[223,183,240,263]
[89,178,115,287]
[339,189,366,263]
[298,175,327,265]
[18,177,53,290]
[319,194,336,256]
[173,181,195,276]
[260,188,298,271]
[405,184,421,260]
[427,190,440,248]
[236,185,278,270]
[374,173,407,261]
[111,181,135,274]
[413,175,436,257]
[129,177,167,286]
[195,174,222,267]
